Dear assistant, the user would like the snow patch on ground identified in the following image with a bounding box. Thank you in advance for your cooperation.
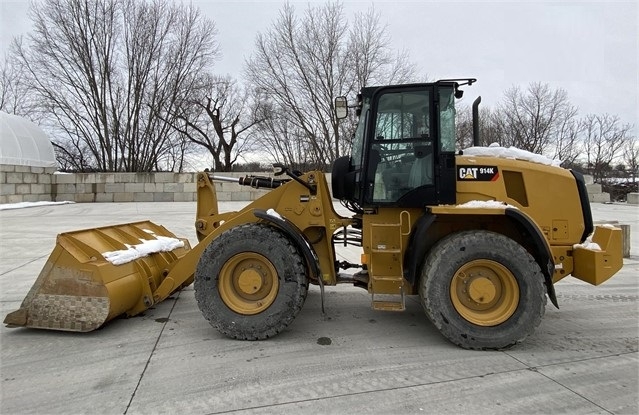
[0,201,75,211]
[463,143,561,167]
[456,200,518,209]
[102,234,185,265]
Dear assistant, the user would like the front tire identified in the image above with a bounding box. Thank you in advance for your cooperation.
[419,230,546,350]
[194,223,308,340]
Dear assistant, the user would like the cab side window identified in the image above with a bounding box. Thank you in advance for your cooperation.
[439,88,456,152]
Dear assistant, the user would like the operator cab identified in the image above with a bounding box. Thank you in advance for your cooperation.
[332,79,474,209]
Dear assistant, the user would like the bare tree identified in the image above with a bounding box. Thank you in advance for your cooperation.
[581,113,632,182]
[623,138,639,184]
[348,6,416,89]
[253,98,318,171]
[164,74,262,172]
[12,0,219,172]
[458,83,634,179]
[0,52,38,118]
[455,104,503,150]
[245,2,417,169]
[552,115,583,168]
[454,103,473,150]
[495,83,578,156]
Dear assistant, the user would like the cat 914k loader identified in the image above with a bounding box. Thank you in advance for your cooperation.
[4,79,624,349]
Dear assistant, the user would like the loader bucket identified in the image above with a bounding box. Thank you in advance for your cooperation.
[4,221,191,332]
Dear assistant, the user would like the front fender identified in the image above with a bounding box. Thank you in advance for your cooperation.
[253,209,321,281]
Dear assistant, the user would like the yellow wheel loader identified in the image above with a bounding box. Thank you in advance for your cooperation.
[4,79,624,350]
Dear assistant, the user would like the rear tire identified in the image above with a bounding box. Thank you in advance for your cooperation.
[194,223,308,340]
[419,230,546,350]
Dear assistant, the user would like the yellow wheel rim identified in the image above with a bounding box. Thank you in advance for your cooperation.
[450,259,519,326]
[218,253,279,315]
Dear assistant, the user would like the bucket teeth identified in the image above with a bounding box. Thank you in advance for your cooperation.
[4,294,109,332]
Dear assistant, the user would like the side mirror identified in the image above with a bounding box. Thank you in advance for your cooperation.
[272,163,285,176]
[334,96,348,119]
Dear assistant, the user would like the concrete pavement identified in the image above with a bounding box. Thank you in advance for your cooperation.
[1,201,637,414]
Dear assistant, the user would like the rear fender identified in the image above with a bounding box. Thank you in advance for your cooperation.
[415,206,558,308]
[504,208,557,308]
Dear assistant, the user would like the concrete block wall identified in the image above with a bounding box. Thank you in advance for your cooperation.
[0,164,56,204]
[584,176,611,203]
[51,172,201,203]
[50,172,284,202]
[0,166,280,203]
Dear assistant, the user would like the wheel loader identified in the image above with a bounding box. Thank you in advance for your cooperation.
[4,79,624,350]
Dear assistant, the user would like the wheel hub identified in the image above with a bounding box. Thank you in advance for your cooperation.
[450,259,520,326]
[237,269,263,295]
[218,253,279,315]
[468,277,496,304]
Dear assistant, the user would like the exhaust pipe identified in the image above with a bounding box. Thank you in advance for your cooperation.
[472,96,481,146]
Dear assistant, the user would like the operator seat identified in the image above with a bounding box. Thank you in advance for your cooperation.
[408,152,433,188]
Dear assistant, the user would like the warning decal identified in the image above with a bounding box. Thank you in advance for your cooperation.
[457,166,500,181]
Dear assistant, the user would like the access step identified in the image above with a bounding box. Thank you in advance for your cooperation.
[371,292,405,311]
[372,299,405,311]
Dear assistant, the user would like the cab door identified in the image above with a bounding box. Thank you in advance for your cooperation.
[362,86,440,207]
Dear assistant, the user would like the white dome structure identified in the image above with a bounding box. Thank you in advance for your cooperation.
[0,112,57,168]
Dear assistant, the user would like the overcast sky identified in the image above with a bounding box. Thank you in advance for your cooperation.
[1,0,637,136]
